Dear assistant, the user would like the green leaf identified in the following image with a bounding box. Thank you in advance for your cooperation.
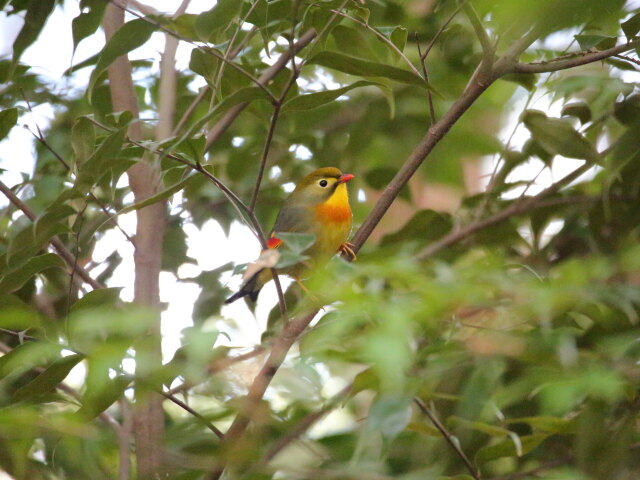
[622,12,640,41]
[75,127,127,191]
[366,394,413,439]
[0,253,66,293]
[72,0,107,53]
[76,374,132,420]
[574,35,617,51]
[306,51,428,88]
[275,232,316,254]
[448,416,511,437]
[561,102,592,124]
[506,416,576,434]
[195,0,243,42]
[71,116,96,166]
[117,175,193,216]
[475,433,549,464]
[70,288,122,313]
[0,294,41,330]
[0,342,63,381]
[87,18,156,102]
[0,108,18,142]
[11,0,56,67]
[381,210,453,246]
[13,354,85,401]
[521,110,600,162]
[283,81,383,111]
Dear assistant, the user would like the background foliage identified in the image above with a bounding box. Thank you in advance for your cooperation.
[1,0,640,479]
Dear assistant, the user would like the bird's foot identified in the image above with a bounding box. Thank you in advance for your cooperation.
[339,242,357,261]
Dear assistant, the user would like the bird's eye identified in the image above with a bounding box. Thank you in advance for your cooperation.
[319,179,328,187]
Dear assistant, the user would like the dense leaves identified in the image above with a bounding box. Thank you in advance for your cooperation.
[1,0,640,479]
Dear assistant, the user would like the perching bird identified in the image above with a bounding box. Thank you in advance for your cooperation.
[225,167,355,304]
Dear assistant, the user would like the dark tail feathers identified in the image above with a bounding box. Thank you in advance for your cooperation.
[224,271,261,304]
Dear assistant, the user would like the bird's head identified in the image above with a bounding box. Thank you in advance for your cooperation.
[290,167,355,205]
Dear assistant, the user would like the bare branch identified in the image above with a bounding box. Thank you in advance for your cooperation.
[329,9,424,79]
[420,0,468,61]
[260,382,353,466]
[510,40,640,74]
[416,162,593,259]
[349,65,495,254]
[0,179,103,290]
[207,309,319,480]
[414,397,480,480]
[205,28,318,150]
[158,390,224,439]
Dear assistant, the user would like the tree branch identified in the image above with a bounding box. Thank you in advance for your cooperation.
[416,161,593,259]
[510,40,640,74]
[349,64,496,253]
[204,28,318,150]
[207,309,319,480]
[0,180,103,290]
[414,397,480,480]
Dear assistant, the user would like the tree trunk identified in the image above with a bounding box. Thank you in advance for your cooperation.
[103,4,167,478]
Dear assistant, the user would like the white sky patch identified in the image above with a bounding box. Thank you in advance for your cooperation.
[282,182,296,193]
[357,188,366,202]
[289,144,312,160]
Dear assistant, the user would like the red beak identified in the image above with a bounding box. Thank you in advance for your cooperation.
[338,173,355,184]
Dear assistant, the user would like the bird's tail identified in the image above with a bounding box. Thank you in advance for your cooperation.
[224,269,266,304]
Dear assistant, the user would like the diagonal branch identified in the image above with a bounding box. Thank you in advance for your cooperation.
[349,63,496,253]
[0,180,103,290]
[415,161,592,259]
[510,39,640,74]
[204,28,318,150]
[414,397,480,480]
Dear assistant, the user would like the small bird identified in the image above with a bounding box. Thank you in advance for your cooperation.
[225,167,355,304]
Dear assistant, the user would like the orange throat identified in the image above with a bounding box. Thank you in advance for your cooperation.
[314,183,351,224]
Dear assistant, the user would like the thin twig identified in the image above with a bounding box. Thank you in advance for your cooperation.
[249,105,282,212]
[23,118,136,247]
[414,397,480,480]
[329,9,424,79]
[105,0,277,103]
[511,39,640,73]
[206,309,319,480]
[260,382,353,466]
[0,180,103,290]
[416,162,592,259]
[421,0,468,61]
[158,390,224,439]
[205,28,317,150]
[416,39,436,124]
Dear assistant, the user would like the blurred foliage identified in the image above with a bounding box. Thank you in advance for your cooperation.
[0,0,640,479]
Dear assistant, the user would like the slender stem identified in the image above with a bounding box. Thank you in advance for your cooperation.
[510,39,640,74]
[158,390,224,439]
[206,309,319,480]
[416,162,592,259]
[205,28,317,150]
[0,180,103,290]
[260,382,353,466]
[105,0,277,103]
[349,64,495,254]
[414,397,481,480]
[329,9,424,79]
[421,0,468,61]
[249,104,282,213]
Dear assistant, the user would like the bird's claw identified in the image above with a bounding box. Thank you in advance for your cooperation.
[339,242,357,261]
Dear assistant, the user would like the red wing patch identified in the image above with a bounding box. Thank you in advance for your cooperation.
[267,236,283,249]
